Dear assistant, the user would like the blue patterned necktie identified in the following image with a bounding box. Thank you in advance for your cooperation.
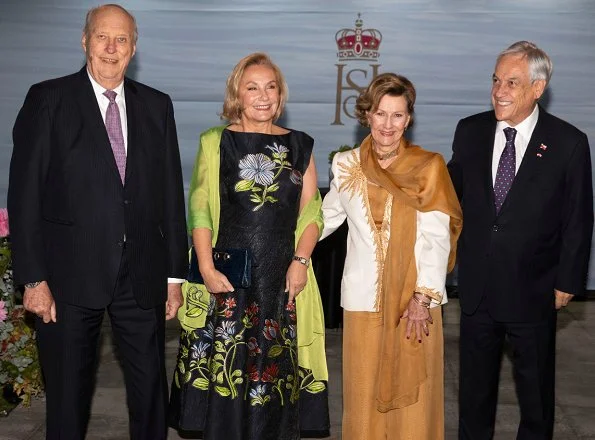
[103,90,126,183]
[494,127,517,213]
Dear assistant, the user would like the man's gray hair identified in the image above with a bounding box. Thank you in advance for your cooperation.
[498,40,553,86]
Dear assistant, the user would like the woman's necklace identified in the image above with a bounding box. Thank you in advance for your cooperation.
[375,147,399,161]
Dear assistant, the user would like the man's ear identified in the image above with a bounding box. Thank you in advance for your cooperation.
[533,79,547,100]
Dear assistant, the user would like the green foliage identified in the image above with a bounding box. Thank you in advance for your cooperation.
[0,238,44,412]
[328,143,359,164]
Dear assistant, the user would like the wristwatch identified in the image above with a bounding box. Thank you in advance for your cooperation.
[24,281,42,289]
[292,255,310,267]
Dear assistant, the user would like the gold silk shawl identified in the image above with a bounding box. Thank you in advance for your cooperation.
[359,134,462,411]
[178,126,328,381]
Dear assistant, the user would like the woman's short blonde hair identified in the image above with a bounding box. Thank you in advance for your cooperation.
[221,53,288,123]
[354,73,416,127]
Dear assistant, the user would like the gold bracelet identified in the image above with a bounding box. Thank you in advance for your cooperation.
[414,291,435,303]
[411,295,431,309]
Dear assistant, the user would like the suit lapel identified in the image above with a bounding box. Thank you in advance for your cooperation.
[123,79,141,185]
[479,118,498,215]
[498,109,546,214]
[511,114,545,187]
[75,67,124,184]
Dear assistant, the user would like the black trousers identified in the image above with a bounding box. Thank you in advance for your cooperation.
[458,300,557,440]
[36,249,168,440]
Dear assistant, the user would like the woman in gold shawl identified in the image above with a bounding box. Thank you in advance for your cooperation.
[321,73,462,439]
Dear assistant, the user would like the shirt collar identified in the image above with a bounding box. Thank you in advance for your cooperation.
[87,69,125,100]
[496,104,539,140]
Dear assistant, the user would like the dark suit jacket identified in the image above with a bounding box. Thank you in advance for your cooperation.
[448,107,593,322]
[8,67,188,309]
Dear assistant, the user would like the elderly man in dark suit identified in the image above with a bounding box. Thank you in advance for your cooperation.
[448,41,593,440]
[7,4,187,439]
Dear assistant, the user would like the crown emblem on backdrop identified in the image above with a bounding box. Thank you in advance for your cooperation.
[336,13,382,61]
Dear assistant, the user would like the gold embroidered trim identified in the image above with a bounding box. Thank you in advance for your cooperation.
[373,195,392,311]
[415,286,443,303]
[337,150,389,311]
[338,150,366,200]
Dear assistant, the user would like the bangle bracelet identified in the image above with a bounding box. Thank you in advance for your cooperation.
[412,295,431,309]
[414,291,435,303]
[413,290,434,301]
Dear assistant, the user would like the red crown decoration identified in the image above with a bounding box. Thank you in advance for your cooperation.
[336,13,382,61]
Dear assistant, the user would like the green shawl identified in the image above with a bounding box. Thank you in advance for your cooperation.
[178,125,328,381]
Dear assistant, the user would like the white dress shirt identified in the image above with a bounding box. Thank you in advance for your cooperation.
[87,72,128,154]
[492,105,539,184]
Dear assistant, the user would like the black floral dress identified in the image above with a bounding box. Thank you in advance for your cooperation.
[169,129,330,440]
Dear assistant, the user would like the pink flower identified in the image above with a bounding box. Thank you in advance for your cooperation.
[0,300,7,322]
[0,208,8,238]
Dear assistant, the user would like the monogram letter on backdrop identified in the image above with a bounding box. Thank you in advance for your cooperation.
[332,14,382,125]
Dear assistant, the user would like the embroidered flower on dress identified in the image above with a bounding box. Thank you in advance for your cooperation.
[238,153,276,186]
[290,170,303,186]
[248,364,260,382]
[263,319,280,340]
[215,321,236,341]
[201,321,215,341]
[249,384,267,399]
[247,337,262,356]
[190,341,210,360]
[265,142,289,156]
[288,324,297,339]
[261,363,280,382]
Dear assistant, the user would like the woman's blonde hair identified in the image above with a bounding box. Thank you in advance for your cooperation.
[354,73,416,128]
[221,53,288,123]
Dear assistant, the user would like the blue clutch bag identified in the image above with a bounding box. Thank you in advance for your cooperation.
[188,246,252,289]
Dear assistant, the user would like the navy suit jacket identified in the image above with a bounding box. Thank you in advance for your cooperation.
[448,106,593,322]
[8,67,188,309]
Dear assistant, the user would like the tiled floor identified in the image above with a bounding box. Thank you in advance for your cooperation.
[1,299,594,439]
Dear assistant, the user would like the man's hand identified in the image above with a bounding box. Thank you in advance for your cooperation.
[165,283,183,320]
[554,289,574,310]
[23,281,56,323]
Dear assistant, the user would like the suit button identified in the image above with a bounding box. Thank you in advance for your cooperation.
[117,241,124,247]
[492,225,499,232]
[124,200,131,205]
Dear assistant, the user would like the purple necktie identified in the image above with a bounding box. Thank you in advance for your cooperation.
[494,127,517,213]
[103,90,126,183]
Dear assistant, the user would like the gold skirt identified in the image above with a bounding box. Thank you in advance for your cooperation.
[342,308,444,440]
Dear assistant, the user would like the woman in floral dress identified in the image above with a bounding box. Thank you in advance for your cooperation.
[169,53,329,440]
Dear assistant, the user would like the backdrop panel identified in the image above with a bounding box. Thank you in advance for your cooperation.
[1,0,594,285]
